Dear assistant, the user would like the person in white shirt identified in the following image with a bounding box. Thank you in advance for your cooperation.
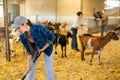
[71,11,83,51]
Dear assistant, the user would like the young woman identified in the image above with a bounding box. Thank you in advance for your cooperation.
[12,16,55,80]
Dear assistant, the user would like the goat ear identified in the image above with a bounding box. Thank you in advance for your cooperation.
[69,30,73,35]
[112,32,115,35]
[108,30,116,33]
[107,30,112,34]
[107,30,116,35]
[114,25,120,31]
[111,30,118,34]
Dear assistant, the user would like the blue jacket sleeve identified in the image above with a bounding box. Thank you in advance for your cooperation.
[20,34,31,55]
[37,24,55,43]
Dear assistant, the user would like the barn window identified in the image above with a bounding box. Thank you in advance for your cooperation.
[105,0,120,9]
[0,5,3,17]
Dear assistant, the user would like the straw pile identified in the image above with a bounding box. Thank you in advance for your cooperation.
[0,33,120,80]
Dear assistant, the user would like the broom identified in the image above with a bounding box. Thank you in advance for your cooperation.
[21,51,42,80]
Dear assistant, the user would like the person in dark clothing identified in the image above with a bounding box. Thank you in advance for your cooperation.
[100,9,108,37]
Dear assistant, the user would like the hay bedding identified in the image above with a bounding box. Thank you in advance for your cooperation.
[0,33,120,80]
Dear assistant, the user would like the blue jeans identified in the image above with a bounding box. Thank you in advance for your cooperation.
[27,50,54,80]
[101,25,108,37]
[71,27,78,49]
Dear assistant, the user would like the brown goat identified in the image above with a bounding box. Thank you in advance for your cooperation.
[80,32,119,65]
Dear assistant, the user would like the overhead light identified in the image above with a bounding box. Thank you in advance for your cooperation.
[105,0,120,9]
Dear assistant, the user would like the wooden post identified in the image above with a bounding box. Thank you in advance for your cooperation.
[3,0,11,61]
[80,0,83,11]
[55,0,57,22]
[119,0,120,23]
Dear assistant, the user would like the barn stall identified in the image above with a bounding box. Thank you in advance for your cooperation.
[0,0,120,80]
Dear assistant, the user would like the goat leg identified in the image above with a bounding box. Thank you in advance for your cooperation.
[65,46,67,58]
[61,46,64,58]
[90,47,98,65]
[81,47,85,61]
[90,52,94,65]
[97,50,102,65]
[55,46,57,54]
[81,52,85,61]
[54,45,57,54]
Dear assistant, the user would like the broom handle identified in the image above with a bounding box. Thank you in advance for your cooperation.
[21,51,42,80]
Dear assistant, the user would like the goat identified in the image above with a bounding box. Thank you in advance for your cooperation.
[114,26,120,35]
[80,31,119,65]
[54,31,72,58]
[9,28,26,56]
[42,21,61,33]
[114,26,120,31]
[53,22,61,34]
[39,21,54,32]
[59,22,67,34]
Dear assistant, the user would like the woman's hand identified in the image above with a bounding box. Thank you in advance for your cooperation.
[38,41,50,53]
[27,55,33,70]
[28,61,33,70]
[38,49,44,53]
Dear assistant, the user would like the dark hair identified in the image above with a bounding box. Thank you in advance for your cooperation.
[77,11,83,16]
[26,19,34,26]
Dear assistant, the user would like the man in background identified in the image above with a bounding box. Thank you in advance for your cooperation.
[71,11,83,51]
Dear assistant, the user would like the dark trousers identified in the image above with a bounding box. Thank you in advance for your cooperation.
[101,25,108,37]
[71,27,78,49]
